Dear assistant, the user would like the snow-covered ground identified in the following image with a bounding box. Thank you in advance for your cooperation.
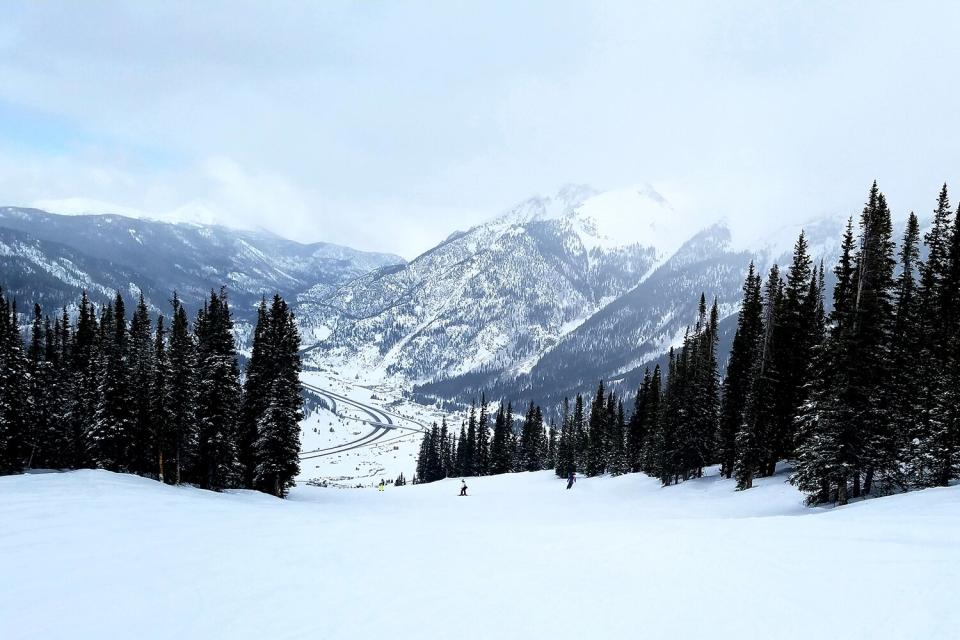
[2,467,958,639]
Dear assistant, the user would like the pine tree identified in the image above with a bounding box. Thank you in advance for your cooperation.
[641,364,663,475]
[474,395,490,475]
[90,292,135,472]
[151,315,170,481]
[736,266,782,490]
[239,299,270,489]
[490,402,512,475]
[128,293,156,476]
[463,403,477,475]
[850,186,897,495]
[0,290,28,474]
[555,397,574,478]
[165,294,198,485]
[719,263,763,478]
[607,399,628,475]
[932,196,960,485]
[194,289,242,490]
[253,295,304,497]
[771,232,818,468]
[586,381,607,476]
[626,370,650,473]
[892,214,924,484]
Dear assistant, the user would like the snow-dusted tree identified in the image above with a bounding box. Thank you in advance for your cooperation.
[193,288,241,490]
[719,263,763,479]
[90,293,135,472]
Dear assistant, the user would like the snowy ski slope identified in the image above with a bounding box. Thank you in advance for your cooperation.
[1,467,958,639]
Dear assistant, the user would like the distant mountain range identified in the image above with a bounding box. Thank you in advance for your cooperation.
[1,186,849,405]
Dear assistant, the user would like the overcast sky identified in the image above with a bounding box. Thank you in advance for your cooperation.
[1,1,958,258]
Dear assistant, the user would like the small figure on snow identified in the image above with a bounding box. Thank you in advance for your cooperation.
[566,471,577,490]
[459,480,468,496]
[378,480,385,492]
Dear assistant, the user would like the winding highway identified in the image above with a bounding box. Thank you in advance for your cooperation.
[299,381,427,462]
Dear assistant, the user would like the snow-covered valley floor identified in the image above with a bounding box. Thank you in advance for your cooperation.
[2,468,958,639]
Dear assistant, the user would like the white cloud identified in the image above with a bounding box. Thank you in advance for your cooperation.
[1,1,959,258]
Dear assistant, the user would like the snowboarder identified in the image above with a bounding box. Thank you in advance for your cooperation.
[566,472,576,490]
[459,480,468,496]
[378,480,385,492]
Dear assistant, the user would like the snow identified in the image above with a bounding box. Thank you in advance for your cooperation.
[2,467,958,639]
[296,369,438,487]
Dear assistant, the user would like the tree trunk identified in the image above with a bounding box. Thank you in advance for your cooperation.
[837,477,848,506]
[852,472,861,498]
[863,467,874,495]
[818,478,830,504]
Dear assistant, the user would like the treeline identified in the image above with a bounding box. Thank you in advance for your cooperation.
[415,182,960,506]
[0,287,304,497]
[414,398,557,483]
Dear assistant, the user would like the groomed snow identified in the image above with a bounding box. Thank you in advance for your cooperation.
[1,468,958,639]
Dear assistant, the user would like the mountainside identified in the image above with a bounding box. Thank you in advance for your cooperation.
[296,185,696,383]
[1,190,849,407]
[0,206,403,326]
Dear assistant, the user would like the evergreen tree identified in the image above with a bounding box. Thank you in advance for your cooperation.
[640,365,663,475]
[194,289,242,490]
[892,214,924,483]
[586,381,607,476]
[90,292,135,472]
[165,294,198,485]
[719,263,763,478]
[0,290,28,474]
[771,232,818,468]
[474,395,489,475]
[607,399,628,475]
[555,397,574,478]
[736,266,782,490]
[490,402,512,474]
[253,295,304,497]
[239,298,270,488]
[151,315,170,481]
[128,293,156,476]
[463,403,477,475]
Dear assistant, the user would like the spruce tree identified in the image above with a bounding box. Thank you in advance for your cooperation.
[474,395,490,475]
[165,294,198,485]
[128,293,156,476]
[239,299,270,488]
[586,381,607,476]
[0,290,28,474]
[90,293,135,472]
[719,263,763,478]
[194,289,242,490]
[736,266,782,489]
[253,295,304,497]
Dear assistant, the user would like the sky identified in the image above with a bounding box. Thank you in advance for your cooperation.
[1,1,959,259]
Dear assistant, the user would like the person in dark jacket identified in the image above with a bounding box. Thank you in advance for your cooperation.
[459,480,468,496]
[566,472,576,490]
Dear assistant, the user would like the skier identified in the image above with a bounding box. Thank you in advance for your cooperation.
[566,471,576,490]
[378,480,385,492]
[459,479,468,496]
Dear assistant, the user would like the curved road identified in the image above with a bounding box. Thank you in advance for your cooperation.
[299,381,427,462]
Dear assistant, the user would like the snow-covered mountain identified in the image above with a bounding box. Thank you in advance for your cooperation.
[1,188,847,405]
[0,206,403,326]
[300,186,845,407]
[296,185,699,383]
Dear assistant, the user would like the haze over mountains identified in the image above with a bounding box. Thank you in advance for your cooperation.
[1,185,850,404]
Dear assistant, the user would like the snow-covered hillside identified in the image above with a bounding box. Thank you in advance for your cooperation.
[296,185,666,384]
[2,468,957,639]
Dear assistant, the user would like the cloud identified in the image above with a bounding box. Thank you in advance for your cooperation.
[1,1,959,258]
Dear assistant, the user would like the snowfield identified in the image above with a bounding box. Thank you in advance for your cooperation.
[2,468,958,640]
